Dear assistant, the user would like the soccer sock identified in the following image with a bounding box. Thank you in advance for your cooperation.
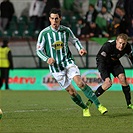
[95,85,105,97]
[87,86,105,104]
[71,93,87,109]
[122,85,131,105]
[82,85,100,108]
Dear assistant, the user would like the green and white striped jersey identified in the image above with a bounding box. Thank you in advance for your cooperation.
[36,25,84,73]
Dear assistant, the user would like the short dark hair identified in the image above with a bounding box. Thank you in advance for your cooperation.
[49,8,61,17]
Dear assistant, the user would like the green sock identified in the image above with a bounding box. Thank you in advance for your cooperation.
[82,85,100,108]
[71,93,87,109]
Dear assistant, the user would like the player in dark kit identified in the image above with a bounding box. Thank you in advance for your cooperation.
[87,33,133,109]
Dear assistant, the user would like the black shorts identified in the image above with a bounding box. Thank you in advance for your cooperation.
[98,63,125,81]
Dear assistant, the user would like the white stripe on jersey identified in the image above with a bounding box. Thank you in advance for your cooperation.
[63,31,69,66]
[52,32,60,71]
[47,32,56,73]
[36,36,48,61]
[58,32,65,68]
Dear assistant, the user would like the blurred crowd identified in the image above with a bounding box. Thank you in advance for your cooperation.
[0,0,133,39]
[62,0,133,39]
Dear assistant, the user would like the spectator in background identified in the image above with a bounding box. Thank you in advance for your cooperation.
[95,0,113,13]
[76,17,86,37]
[128,18,133,37]
[0,38,13,90]
[85,4,98,24]
[72,0,83,18]
[29,0,46,31]
[95,5,113,37]
[125,0,133,19]
[81,22,102,38]
[112,7,130,36]
[62,0,82,17]
[62,0,74,16]
[0,0,15,31]
[21,2,30,20]
[115,0,125,9]
[114,0,133,37]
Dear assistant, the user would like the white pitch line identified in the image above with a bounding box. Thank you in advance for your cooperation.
[3,107,76,114]
[3,109,48,113]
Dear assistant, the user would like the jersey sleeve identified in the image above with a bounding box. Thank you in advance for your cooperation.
[36,32,49,62]
[67,27,84,51]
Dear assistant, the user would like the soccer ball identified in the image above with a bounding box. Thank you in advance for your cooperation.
[0,109,3,119]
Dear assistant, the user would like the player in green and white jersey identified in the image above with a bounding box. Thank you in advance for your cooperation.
[36,8,107,117]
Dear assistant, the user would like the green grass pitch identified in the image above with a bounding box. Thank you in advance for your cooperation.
[0,90,133,133]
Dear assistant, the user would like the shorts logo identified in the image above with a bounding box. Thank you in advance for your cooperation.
[52,41,64,50]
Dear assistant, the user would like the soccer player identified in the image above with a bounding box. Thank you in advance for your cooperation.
[36,8,107,117]
[87,33,133,109]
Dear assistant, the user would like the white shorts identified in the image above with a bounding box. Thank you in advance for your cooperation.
[52,64,80,89]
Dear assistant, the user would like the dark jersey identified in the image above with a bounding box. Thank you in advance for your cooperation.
[96,40,133,79]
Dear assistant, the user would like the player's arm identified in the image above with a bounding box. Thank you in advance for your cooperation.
[67,27,85,53]
[36,33,49,62]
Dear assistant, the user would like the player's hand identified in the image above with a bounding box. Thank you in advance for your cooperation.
[79,49,87,56]
[47,58,55,65]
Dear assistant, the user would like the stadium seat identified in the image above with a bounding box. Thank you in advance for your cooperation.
[10,15,18,24]
[3,30,12,38]
[12,30,23,38]
[17,21,27,37]
[18,15,28,25]
[23,21,34,38]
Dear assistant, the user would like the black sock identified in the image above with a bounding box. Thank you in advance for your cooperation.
[95,86,105,97]
[122,85,131,106]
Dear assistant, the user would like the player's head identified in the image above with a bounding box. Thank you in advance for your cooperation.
[49,8,62,30]
[2,38,9,47]
[116,33,128,51]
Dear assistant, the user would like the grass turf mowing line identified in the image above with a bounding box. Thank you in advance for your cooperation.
[0,90,133,133]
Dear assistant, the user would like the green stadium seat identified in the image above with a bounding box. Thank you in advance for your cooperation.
[3,30,12,38]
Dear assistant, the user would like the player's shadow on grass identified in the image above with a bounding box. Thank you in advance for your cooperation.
[108,112,133,118]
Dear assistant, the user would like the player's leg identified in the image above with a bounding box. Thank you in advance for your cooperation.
[52,70,90,116]
[67,65,107,114]
[113,64,133,109]
[86,68,112,107]
[118,73,133,109]
[73,75,107,114]
[95,77,112,96]
[66,84,91,117]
